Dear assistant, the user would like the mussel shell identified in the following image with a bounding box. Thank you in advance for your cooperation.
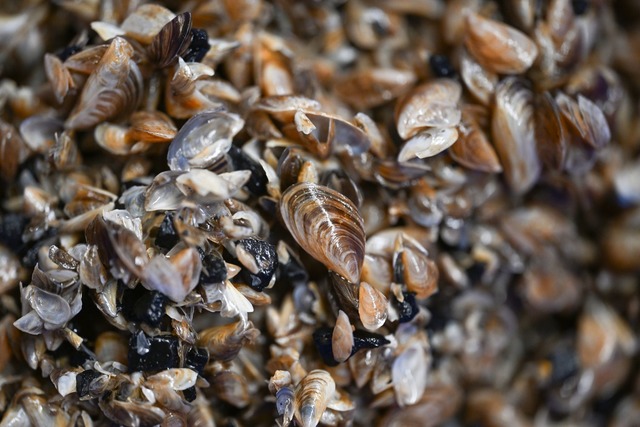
[280,182,365,284]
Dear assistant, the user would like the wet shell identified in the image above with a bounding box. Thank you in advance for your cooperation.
[464,13,538,74]
[332,310,354,363]
[280,182,366,284]
[392,342,430,406]
[294,370,336,427]
[65,37,143,130]
[130,111,177,143]
[491,77,540,194]
[395,79,462,139]
[358,282,388,331]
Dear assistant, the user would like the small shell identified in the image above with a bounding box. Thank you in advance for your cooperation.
[211,371,250,408]
[294,370,336,427]
[460,48,498,106]
[280,182,365,284]
[0,120,23,181]
[165,59,218,119]
[197,320,259,362]
[335,68,417,110]
[491,78,540,194]
[450,105,502,173]
[65,37,143,130]
[167,109,244,171]
[464,13,538,74]
[395,241,439,300]
[149,12,193,68]
[176,169,251,200]
[120,4,176,44]
[44,53,75,104]
[129,111,177,143]
[391,342,430,406]
[142,248,201,303]
[398,127,459,162]
[358,282,388,331]
[395,79,462,139]
[332,310,354,363]
[556,93,611,150]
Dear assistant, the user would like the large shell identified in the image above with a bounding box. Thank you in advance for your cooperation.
[294,370,336,427]
[491,77,540,194]
[65,37,143,130]
[464,13,538,74]
[280,182,366,284]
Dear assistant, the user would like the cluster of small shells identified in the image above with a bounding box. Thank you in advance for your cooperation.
[1,0,640,426]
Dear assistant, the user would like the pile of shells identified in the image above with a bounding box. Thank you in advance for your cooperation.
[1,0,640,426]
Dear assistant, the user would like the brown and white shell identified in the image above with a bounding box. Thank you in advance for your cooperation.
[280,182,366,284]
[294,370,336,427]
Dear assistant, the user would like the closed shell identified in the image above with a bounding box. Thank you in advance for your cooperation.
[280,182,365,284]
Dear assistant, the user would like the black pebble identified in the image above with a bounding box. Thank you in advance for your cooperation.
[183,386,197,402]
[571,0,589,15]
[237,238,277,292]
[312,327,339,366]
[128,334,180,372]
[57,45,83,61]
[394,292,419,323]
[185,346,209,374]
[227,145,268,196]
[0,213,27,249]
[76,369,101,398]
[132,291,168,328]
[429,54,456,78]
[200,251,228,285]
[278,256,309,285]
[352,329,390,352]
[183,28,210,63]
[313,327,390,366]
[547,347,579,386]
[155,214,179,250]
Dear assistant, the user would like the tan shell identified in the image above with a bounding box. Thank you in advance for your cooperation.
[44,53,75,104]
[451,105,502,173]
[335,68,417,110]
[280,182,366,284]
[331,310,354,363]
[294,370,336,427]
[358,281,388,331]
[197,320,259,362]
[464,13,538,74]
[65,37,143,130]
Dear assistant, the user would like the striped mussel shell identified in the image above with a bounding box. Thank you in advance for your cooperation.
[279,182,365,284]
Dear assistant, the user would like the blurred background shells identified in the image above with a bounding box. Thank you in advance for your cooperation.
[0,0,638,426]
